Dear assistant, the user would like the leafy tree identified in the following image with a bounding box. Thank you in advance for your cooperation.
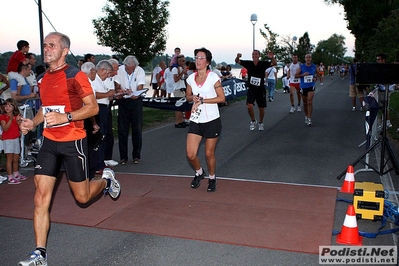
[277,35,298,63]
[367,9,399,62]
[312,34,347,65]
[296,32,312,62]
[93,0,170,66]
[259,24,281,61]
[324,0,399,60]
[257,23,348,66]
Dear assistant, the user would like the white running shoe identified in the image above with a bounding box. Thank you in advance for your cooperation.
[289,106,295,113]
[258,123,264,131]
[307,118,312,126]
[19,250,47,266]
[297,106,301,112]
[102,168,121,199]
[104,159,119,167]
[0,175,7,182]
[249,119,257,131]
[304,117,309,124]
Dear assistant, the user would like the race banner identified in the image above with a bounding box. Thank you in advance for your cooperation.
[142,78,248,111]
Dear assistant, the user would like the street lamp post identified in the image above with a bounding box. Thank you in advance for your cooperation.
[321,48,324,63]
[250,14,257,51]
[292,36,297,54]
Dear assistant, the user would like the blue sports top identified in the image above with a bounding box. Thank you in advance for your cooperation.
[299,63,317,89]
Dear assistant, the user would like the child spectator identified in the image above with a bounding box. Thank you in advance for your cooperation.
[0,98,26,184]
[6,40,30,89]
[169,47,181,68]
[0,126,7,184]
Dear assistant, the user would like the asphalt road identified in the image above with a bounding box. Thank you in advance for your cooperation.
[1,75,398,266]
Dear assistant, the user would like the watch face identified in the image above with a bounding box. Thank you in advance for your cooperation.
[67,113,73,121]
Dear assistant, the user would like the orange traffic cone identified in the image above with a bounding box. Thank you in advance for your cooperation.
[336,205,362,245]
[340,165,355,193]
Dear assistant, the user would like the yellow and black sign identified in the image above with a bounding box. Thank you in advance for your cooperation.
[353,182,385,221]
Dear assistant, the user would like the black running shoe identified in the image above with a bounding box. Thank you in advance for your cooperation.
[191,171,205,189]
[207,178,217,192]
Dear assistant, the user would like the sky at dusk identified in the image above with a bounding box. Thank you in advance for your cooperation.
[2,0,355,63]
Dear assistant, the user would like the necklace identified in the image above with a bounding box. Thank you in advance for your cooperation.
[49,63,67,72]
[195,70,209,88]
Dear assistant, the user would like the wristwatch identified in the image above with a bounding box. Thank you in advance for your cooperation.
[66,112,73,122]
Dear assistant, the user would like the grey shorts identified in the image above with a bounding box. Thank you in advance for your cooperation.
[3,138,21,154]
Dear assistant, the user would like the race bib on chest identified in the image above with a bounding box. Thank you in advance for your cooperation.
[291,78,300,83]
[304,75,313,83]
[249,76,261,86]
[42,105,69,128]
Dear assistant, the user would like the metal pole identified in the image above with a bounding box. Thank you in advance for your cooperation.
[252,24,255,51]
[38,0,44,64]
[250,14,257,51]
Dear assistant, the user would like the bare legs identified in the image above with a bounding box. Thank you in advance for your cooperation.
[247,103,264,124]
[186,133,218,176]
[33,174,106,248]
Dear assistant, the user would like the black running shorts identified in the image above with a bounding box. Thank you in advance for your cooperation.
[34,137,89,182]
[188,117,222,138]
[247,88,267,108]
[300,86,316,96]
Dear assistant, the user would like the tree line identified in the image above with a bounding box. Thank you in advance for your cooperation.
[0,51,241,74]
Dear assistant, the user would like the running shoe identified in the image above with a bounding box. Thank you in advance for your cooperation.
[0,175,7,182]
[249,119,257,131]
[207,178,217,192]
[102,168,121,199]
[8,177,21,185]
[307,118,312,126]
[133,158,140,164]
[304,117,309,124]
[289,106,295,113]
[297,106,301,112]
[15,174,27,181]
[191,170,205,189]
[387,120,393,128]
[18,250,47,266]
[258,123,264,131]
[104,160,119,167]
[352,107,356,111]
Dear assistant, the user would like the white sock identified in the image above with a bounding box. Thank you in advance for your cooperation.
[209,174,215,180]
[196,168,203,175]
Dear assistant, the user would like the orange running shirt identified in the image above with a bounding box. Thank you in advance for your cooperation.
[38,65,94,142]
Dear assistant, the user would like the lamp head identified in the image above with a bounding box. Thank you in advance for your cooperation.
[250,14,257,25]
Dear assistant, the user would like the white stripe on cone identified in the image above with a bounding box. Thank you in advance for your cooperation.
[342,214,358,228]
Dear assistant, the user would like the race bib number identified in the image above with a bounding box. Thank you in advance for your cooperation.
[249,76,261,86]
[42,105,69,128]
[304,75,313,83]
[291,78,300,83]
[189,107,202,123]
